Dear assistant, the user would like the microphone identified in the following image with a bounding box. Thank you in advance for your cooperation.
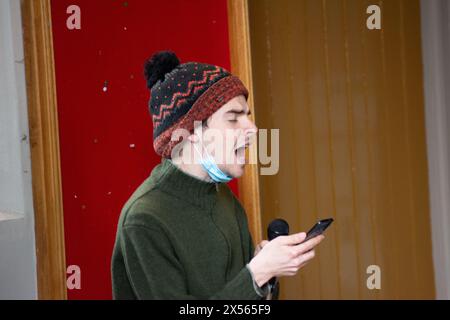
[267,218,289,288]
[268,218,289,241]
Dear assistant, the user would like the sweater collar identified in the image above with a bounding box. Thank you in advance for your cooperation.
[154,158,220,209]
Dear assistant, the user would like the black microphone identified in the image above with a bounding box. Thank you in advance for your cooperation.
[268,218,289,241]
[267,218,289,288]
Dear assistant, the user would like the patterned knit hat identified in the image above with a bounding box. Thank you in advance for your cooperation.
[144,51,249,158]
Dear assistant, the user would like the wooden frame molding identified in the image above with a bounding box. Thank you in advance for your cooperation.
[227,0,263,243]
[21,0,67,299]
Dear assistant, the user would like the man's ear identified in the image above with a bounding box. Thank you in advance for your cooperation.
[190,119,209,143]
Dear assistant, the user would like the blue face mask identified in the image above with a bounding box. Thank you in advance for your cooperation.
[193,143,233,183]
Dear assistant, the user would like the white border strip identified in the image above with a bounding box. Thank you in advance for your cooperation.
[420,0,450,300]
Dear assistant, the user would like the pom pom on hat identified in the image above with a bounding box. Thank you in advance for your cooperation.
[144,50,180,89]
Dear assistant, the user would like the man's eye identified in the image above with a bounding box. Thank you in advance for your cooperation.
[228,118,237,122]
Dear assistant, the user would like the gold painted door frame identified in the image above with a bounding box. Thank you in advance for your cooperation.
[21,0,67,299]
[227,0,263,244]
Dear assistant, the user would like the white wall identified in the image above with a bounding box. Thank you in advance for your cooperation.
[421,0,450,300]
[0,0,37,299]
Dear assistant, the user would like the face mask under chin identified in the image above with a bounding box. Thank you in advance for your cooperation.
[193,142,233,183]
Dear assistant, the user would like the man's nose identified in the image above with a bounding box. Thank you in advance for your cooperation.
[246,118,258,137]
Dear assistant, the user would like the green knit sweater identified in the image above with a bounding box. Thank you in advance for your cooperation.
[111,159,263,300]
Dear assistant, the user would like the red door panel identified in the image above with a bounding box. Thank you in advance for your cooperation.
[51,0,237,299]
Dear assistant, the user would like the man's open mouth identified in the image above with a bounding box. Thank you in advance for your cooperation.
[234,142,250,164]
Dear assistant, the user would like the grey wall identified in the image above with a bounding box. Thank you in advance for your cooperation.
[421,0,450,300]
[0,0,37,299]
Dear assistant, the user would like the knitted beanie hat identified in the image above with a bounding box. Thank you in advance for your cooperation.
[144,51,249,158]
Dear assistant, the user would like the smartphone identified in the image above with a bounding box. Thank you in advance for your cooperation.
[303,218,334,242]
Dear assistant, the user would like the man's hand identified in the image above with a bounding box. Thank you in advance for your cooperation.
[254,240,269,256]
[248,232,325,287]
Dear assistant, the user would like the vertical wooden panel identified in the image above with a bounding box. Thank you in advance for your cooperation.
[362,0,394,299]
[249,0,435,299]
[399,0,435,298]
[322,0,361,299]
[344,0,380,299]
[228,0,263,244]
[21,0,67,299]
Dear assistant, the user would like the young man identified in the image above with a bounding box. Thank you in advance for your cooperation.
[111,51,324,299]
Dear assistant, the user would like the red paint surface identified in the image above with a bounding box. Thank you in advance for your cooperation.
[51,0,237,299]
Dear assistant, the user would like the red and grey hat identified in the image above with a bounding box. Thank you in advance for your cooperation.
[144,51,249,158]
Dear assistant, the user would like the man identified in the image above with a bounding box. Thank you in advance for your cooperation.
[111,51,324,299]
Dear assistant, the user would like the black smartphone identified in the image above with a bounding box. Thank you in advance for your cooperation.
[303,218,334,242]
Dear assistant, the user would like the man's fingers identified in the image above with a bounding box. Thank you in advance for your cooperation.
[294,235,324,255]
[260,240,269,247]
[301,249,316,262]
[255,240,269,254]
[277,232,306,245]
